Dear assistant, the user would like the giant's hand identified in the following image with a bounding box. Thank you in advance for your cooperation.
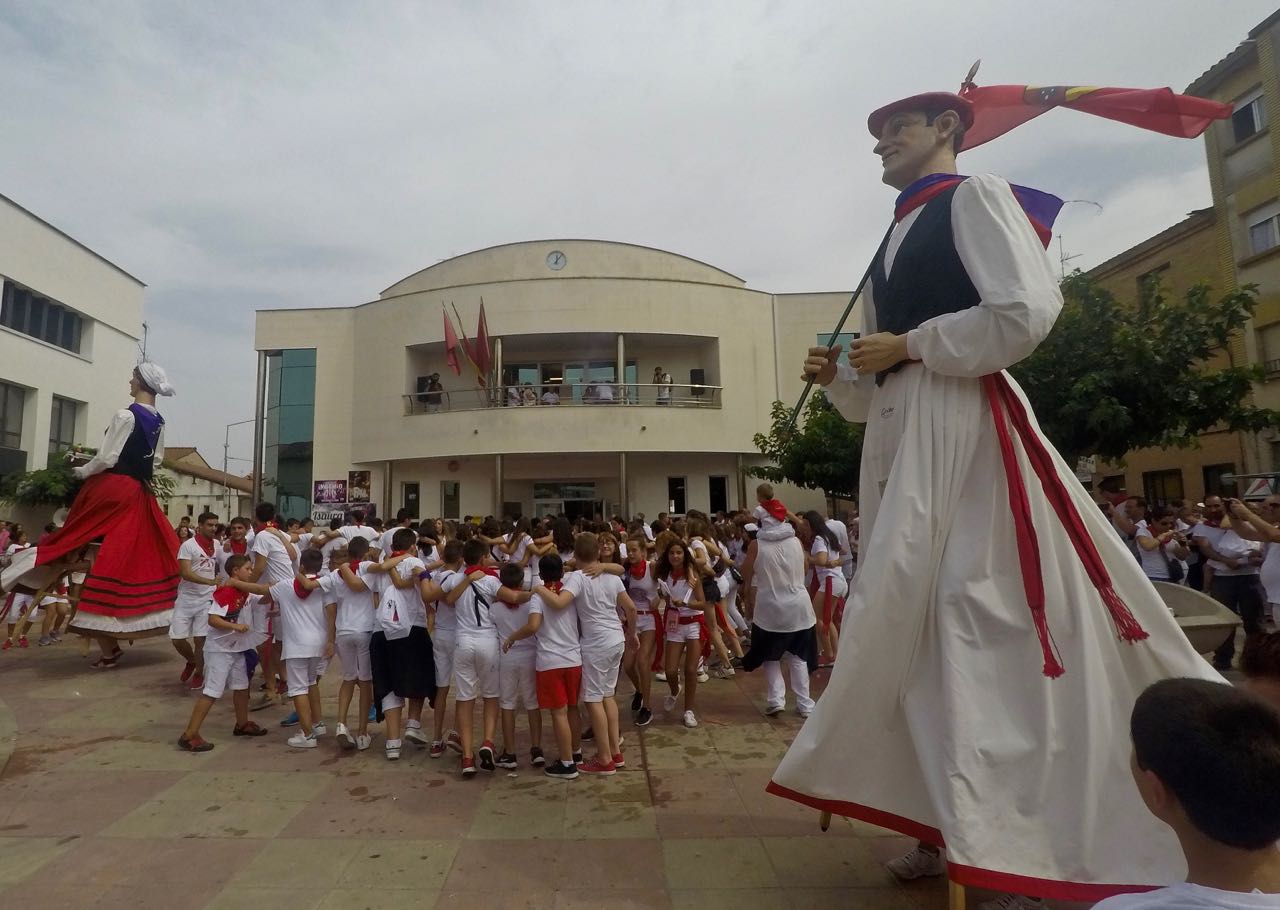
[802,346,841,386]
[850,333,909,375]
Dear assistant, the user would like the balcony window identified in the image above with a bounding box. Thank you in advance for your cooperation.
[0,280,85,354]
[1233,90,1267,144]
[1250,213,1280,256]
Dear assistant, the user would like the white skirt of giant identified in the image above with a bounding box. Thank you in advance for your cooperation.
[768,362,1223,901]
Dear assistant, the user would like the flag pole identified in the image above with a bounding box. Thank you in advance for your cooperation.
[784,222,894,434]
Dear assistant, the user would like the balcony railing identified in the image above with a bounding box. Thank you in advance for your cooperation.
[403,382,722,415]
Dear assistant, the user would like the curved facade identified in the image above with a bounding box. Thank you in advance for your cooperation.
[254,239,859,520]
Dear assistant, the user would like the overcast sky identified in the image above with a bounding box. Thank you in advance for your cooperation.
[0,1,1272,470]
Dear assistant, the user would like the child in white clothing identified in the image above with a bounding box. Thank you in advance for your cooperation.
[493,562,543,769]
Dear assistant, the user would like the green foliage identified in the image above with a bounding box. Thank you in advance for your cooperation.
[0,450,177,507]
[750,394,864,499]
[1011,273,1280,464]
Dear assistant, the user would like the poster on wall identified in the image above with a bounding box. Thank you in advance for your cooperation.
[313,479,348,505]
[348,471,371,504]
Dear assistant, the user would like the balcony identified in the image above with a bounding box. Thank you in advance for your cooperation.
[402,382,722,415]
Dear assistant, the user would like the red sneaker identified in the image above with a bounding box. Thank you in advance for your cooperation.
[2,639,11,651]
[179,661,196,682]
[188,674,204,691]
[579,758,616,776]
[461,757,477,777]
[612,753,625,769]
[17,637,27,649]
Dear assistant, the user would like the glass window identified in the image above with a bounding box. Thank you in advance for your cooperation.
[1142,469,1183,507]
[816,332,860,367]
[441,481,461,520]
[0,280,84,354]
[1233,94,1267,144]
[709,476,728,514]
[402,482,420,519]
[667,476,687,515]
[48,396,78,459]
[0,382,24,449]
[1250,216,1279,256]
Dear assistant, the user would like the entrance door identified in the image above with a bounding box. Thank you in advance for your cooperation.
[535,501,562,520]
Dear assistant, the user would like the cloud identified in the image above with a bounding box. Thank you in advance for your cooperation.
[0,0,1272,471]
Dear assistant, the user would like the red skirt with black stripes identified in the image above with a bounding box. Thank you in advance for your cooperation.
[37,472,179,638]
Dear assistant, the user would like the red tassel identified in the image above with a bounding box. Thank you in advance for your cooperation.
[1101,586,1149,643]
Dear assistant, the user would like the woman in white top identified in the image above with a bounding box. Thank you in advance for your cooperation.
[1136,506,1191,584]
[657,539,707,728]
[803,510,847,666]
[687,518,742,676]
[623,534,659,726]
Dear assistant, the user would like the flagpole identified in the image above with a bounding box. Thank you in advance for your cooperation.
[784,222,893,434]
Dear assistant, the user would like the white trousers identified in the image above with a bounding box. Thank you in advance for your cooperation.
[763,653,813,713]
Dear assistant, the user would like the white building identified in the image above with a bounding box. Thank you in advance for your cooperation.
[159,447,254,526]
[0,193,144,481]
[253,239,861,521]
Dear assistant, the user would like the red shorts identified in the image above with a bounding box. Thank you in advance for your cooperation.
[535,666,582,710]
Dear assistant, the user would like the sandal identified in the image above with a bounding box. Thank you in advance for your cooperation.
[91,654,120,669]
[233,722,268,737]
[177,734,214,752]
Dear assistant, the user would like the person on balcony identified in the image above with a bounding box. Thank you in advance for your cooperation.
[654,367,672,405]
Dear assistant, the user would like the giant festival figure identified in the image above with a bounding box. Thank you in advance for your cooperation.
[1,362,179,666]
[766,74,1241,902]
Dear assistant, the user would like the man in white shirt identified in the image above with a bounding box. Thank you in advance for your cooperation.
[826,512,853,584]
[379,510,415,557]
[170,511,220,690]
[338,511,382,558]
[1191,495,1265,671]
[247,502,298,711]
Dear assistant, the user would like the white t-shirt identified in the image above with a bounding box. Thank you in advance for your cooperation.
[379,526,412,556]
[319,534,345,572]
[175,536,218,607]
[431,568,458,632]
[322,561,376,634]
[540,391,559,405]
[270,579,328,660]
[1093,883,1280,908]
[444,572,500,639]
[753,536,815,634]
[562,569,625,652]
[379,556,427,629]
[826,519,851,563]
[529,588,580,671]
[810,536,842,583]
[1136,525,1176,581]
[205,589,267,653]
[251,530,296,585]
[339,525,378,546]
[217,540,250,578]
[1192,523,1260,576]
[491,585,536,654]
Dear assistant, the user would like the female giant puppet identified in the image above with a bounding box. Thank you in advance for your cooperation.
[3,362,179,666]
[767,77,1235,903]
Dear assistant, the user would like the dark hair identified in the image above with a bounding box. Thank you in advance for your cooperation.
[1242,632,1280,682]
[442,539,464,564]
[1131,677,1280,849]
[329,518,342,531]
[230,516,250,529]
[299,549,324,573]
[552,517,575,553]
[538,553,564,583]
[396,508,413,523]
[923,107,966,153]
[347,536,370,560]
[462,538,488,566]
[197,511,218,525]
[224,554,251,575]
[499,562,524,589]
[391,527,417,552]
[285,518,301,530]
[254,502,276,523]
[657,539,695,582]
[350,510,365,523]
[802,510,840,550]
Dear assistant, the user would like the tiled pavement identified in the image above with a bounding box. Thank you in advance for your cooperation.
[0,639,988,909]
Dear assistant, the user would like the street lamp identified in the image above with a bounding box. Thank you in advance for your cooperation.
[224,418,256,518]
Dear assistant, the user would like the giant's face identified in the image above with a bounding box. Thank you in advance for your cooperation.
[873,110,948,190]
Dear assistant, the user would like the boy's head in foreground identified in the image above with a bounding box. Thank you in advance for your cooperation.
[1131,677,1280,851]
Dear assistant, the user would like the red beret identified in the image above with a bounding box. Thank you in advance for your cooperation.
[867,92,975,139]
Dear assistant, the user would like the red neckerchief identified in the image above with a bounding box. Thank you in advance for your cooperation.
[214,585,248,621]
[348,558,363,570]
[194,534,215,557]
[545,581,563,593]
[629,561,648,580]
[465,564,499,577]
[760,499,787,521]
[227,538,247,555]
[293,574,318,599]
[894,173,1059,248]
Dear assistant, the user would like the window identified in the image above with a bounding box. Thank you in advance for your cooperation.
[0,382,24,449]
[1233,90,1267,144]
[1250,213,1280,256]
[402,482,420,519]
[0,280,85,354]
[709,476,729,514]
[816,332,861,367]
[1203,463,1237,498]
[441,481,460,520]
[667,476,687,515]
[47,395,79,461]
[1142,469,1183,507]
[1260,323,1280,375]
[1136,263,1169,298]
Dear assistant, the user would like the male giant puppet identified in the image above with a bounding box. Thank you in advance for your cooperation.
[767,80,1233,904]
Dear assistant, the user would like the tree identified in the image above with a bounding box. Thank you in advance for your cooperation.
[1011,273,1280,465]
[751,393,864,500]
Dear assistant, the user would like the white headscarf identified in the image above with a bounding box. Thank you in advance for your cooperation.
[136,361,175,397]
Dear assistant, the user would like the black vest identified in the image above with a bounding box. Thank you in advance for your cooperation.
[872,185,980,384]
[108,404,163,482]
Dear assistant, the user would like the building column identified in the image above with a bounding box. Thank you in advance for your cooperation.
[494,337,503,404]
[619,452,628,517]
[616,333,625,398]
[494,453,504,517]
[736,454,747,510]
[251,350,268,507]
